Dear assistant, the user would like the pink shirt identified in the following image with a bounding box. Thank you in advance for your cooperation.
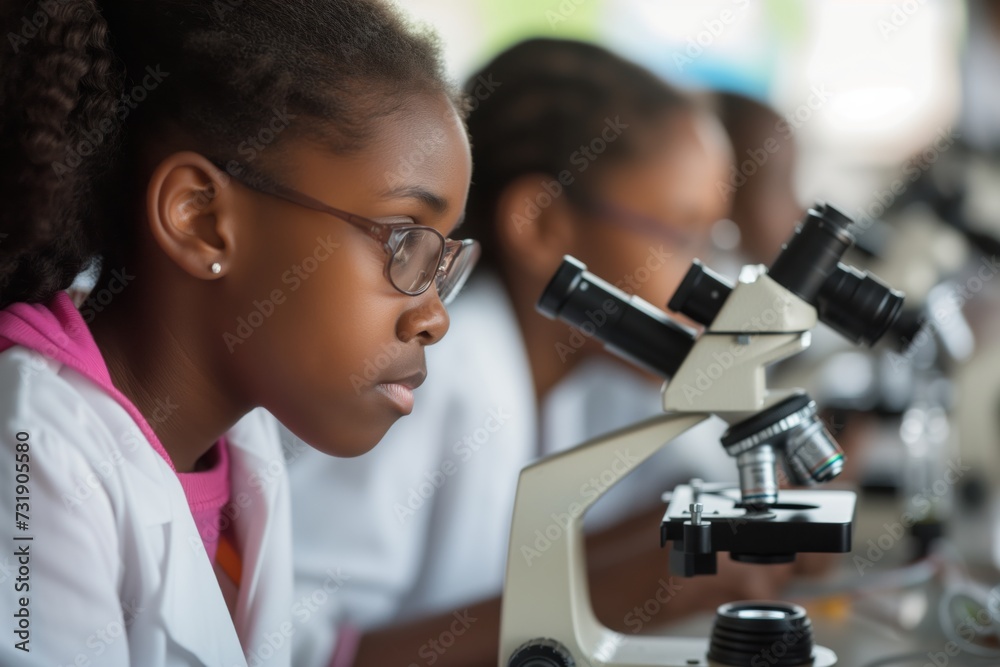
[0,291,231,560]
[176,437,231,561]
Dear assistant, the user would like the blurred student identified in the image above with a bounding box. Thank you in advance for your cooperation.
[714,91,804,266]
[288,39,805,667]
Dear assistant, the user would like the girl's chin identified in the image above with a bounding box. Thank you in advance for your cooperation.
[283,398,405,458]
[308,435,384,459]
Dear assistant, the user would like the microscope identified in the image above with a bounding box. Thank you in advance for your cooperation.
[499,203,910,667]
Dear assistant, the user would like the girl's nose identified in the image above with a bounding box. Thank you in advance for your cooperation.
[396,291,450,345]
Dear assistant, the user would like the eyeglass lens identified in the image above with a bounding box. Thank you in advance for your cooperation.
[389,228,444,295]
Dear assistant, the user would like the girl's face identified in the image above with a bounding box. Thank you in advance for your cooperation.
[221,93,471,456]
[572,111,732,313]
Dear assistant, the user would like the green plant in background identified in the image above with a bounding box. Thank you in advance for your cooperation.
[765,0,807,45]
[477,0,605,64]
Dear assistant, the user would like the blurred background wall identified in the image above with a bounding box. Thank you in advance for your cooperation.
[403,0,967,224]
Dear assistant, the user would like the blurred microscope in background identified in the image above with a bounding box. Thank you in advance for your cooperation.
[770,136,1000,568]
[756,141,1000,663]
[712,78,1000,661]
[883,138,1000,566]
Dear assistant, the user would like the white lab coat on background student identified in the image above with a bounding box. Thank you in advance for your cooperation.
[0,344,294,667]
[287,273,732,667]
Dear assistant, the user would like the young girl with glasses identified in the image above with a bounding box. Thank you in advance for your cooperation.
[0,1,476,665]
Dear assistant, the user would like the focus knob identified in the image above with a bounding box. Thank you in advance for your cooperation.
[507,638,575,667]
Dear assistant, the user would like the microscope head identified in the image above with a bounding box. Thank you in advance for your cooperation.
[538,202,907,510]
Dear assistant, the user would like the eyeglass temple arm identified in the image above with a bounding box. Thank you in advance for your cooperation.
[209,159,394,244]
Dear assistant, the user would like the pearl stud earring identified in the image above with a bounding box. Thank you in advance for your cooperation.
[210,262,222,274]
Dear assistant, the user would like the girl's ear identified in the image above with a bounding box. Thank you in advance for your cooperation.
[145,151,238,279]
[494,173,578,282]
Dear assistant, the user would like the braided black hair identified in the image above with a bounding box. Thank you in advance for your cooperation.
[463,38,697,269]
[0,0,459,308]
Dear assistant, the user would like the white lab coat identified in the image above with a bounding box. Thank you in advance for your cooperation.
[0,346,294,667]
[287,274,731,667]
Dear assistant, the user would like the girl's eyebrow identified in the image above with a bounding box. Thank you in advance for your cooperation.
[379,184,465,235]
[380,184,449,214]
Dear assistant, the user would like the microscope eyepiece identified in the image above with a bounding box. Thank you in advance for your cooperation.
[818,263,905,346]
[767,203,905,347]
[668,259,734,326]
[537,256,588,318]
[769,203,855,303]
[537,256,697,378]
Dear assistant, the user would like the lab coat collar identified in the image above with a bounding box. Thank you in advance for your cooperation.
[135,408,292,667]
[225,409,295,665]
[108,398,245,666]
[157,483,248,666]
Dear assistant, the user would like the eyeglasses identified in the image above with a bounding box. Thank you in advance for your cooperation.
[566,190,711,254]
[212,162,480,305]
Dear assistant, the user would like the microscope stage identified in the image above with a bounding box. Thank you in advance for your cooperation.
[661,483,855,558]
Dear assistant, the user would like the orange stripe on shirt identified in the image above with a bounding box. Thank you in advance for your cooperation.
[215,532,242,589]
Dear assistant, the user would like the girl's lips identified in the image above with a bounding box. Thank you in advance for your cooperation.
[375,382,415,414]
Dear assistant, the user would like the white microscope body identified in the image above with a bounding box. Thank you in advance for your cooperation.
[500,204,907,667]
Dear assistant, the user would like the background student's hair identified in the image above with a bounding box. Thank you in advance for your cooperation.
[462,37,699,270]
[0,0,459,309]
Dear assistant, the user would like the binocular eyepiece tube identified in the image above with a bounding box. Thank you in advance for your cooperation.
[670,203,906,346]
[537,256,697,379]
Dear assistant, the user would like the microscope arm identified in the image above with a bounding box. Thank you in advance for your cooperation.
[499,409,842,667]
[500,411,714,667]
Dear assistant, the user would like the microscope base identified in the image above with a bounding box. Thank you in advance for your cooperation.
[507,635,837,666]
